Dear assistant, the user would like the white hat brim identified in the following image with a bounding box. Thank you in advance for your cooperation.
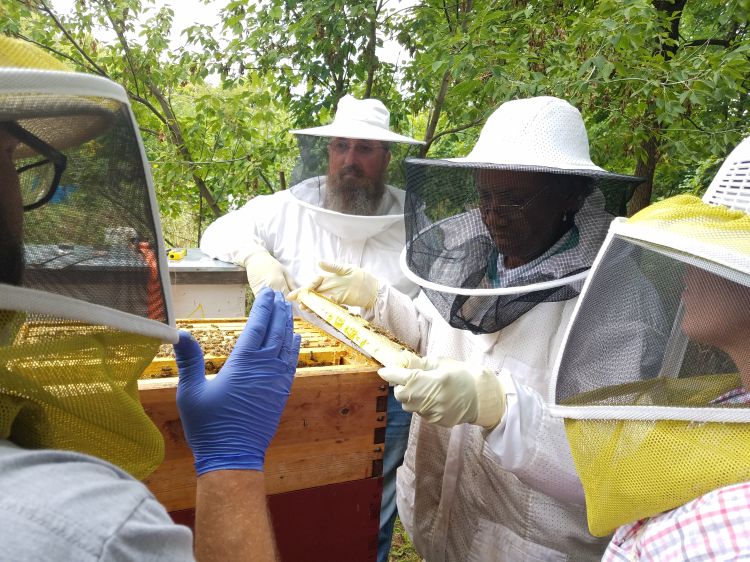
[291,121,424,145]
[413,157,644,183]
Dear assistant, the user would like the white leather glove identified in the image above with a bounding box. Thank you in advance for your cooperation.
[239,245,296,296]
[289,261,379,309]
[378,356,511,429]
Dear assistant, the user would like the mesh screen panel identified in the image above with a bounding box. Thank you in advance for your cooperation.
[403,159,638,333]
[704,136,750,213]
[2,93,120,158]
[290,134,419,194]
[0,310,164,480]
[556,241,747,404]
[16,102,168,323]
[565,414,750,536]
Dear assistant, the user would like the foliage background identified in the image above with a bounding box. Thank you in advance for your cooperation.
[2,0,749,244]
[2,2,747,559]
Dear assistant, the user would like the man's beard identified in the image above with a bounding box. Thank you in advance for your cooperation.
[0,226,24,286]
[325,166,386,216]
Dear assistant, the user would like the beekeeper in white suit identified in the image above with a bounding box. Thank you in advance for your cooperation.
[200,94,421,562]
[292,96,660,560]
[200,94,421,299]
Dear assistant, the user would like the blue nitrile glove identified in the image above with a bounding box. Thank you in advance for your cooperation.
[174,288,301,475]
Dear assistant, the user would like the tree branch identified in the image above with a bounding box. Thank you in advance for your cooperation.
[258,170,276,193]
[139,127,162,137]
[429,116,484,143]
[442,0,454,33]
[682,114,706,132]
[95,0,222,217]
[36,0,110,77]
[13,32,97,74]
[683,38,731,48]
[420,69,452,157]
[363,1,382,97]
[98,0,144,99]
[146,80,224,217]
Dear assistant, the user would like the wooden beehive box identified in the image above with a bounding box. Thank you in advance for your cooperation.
[139,317,387,513]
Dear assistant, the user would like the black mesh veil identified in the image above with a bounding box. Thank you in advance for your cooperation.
[403,159,643,333]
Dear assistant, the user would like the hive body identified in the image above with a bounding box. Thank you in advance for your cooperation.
[139,318,387,511]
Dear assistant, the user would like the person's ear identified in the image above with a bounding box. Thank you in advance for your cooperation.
[383,149,392,168]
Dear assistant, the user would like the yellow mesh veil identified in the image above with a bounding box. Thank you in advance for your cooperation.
[563,375,750,536]
[0,309,165,480]
[0,36,69,70]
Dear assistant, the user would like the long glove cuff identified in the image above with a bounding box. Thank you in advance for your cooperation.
[235,241,273,267]
[474,368,511,429]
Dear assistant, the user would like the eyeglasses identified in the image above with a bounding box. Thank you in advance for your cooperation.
[328,139,388,158]
[1,121,68,211]
[477,185,552,215]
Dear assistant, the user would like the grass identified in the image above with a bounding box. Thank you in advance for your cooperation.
[388,518,421,562]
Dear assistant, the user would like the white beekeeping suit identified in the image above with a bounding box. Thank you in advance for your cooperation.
[295,96,655,560]
[200,175,417,298]
[202,94,422,562]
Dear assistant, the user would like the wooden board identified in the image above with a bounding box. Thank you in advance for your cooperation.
[139,317,388,513]
[296,289,420,368]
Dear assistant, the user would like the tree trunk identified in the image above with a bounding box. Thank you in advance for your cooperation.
[420,70,452,157]
[626,0,687,216]
[363,2,380,98]
[628,134,659,216]
[653,0,687,58]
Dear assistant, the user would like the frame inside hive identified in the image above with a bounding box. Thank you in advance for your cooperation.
[15,317,376,374]
[141,317,379,380]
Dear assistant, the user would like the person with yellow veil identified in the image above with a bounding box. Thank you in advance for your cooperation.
[549,136,750,560]
[0,37,299,561]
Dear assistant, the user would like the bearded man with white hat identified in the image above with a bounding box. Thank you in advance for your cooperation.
[293,96,657,560]
[201,94,422,561]
[200,94,422,299]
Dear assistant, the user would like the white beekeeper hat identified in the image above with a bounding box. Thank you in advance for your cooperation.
[447,95,640,183]
[291,94,424,145]
[703,136,750,213]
